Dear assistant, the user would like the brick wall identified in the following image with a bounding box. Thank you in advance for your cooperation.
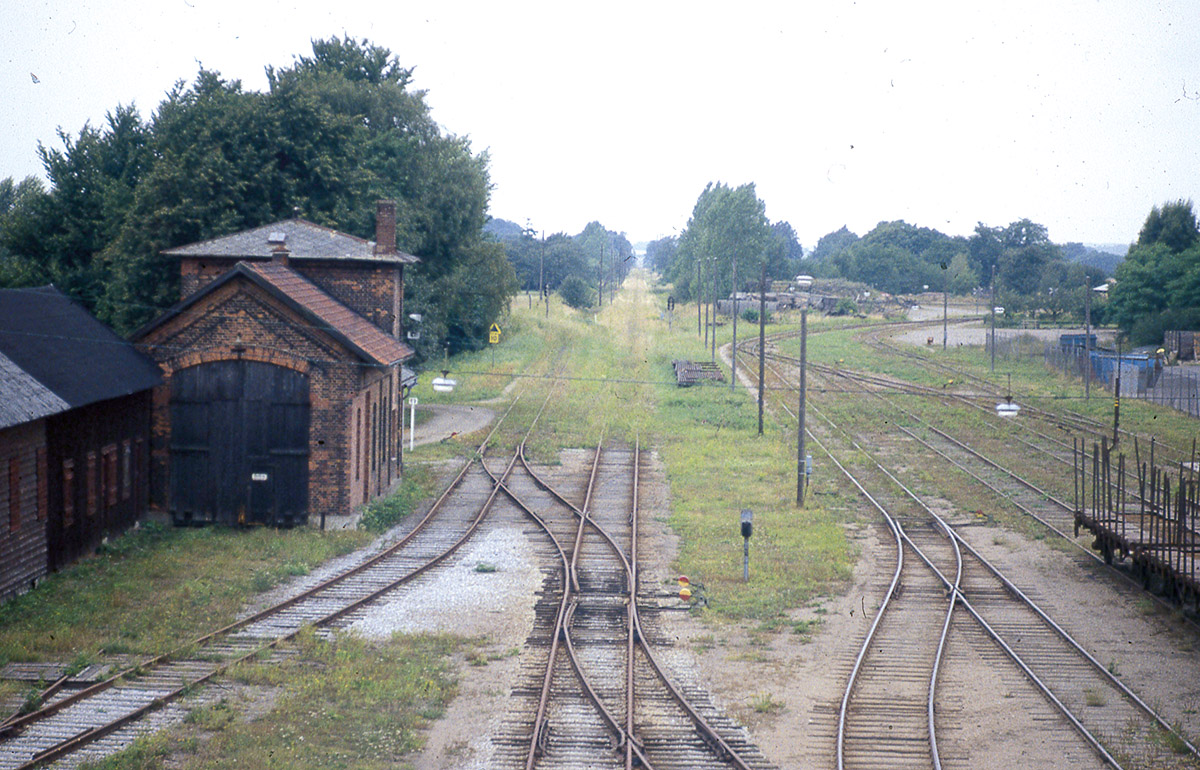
[179,258,398,336]
[138,278,389,523]
[295,263,397,336]
[179,258,234,299]
[347,366,402,511]
[0,420,48,601]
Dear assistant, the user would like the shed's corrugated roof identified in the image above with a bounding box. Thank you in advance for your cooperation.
[241,262,413,366]
[162,219,418,265]
[0,286,162,424]
[0,351,70,430]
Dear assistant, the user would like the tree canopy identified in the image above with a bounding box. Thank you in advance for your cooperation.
[666,182,773,302]
[0,36,515,357]
[1109,200,1200,344]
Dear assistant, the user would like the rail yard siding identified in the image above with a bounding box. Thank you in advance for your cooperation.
[0,420,48,601]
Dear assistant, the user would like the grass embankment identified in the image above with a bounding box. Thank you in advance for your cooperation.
[79,630,464,770]
[0,524,371,665]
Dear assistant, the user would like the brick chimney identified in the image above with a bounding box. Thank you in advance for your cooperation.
[374,200,397,256]
[268,231,289,266]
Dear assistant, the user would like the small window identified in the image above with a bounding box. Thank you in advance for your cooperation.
[354,407,362,481]
[121,440,132,501]
[86,452,97,517]
[36,448,48,521]
[63,459,75,526]
[8,456,20,533]
[103,444,118,508]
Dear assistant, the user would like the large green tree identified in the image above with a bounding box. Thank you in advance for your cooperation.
[671,182,771,302]
[818,220,966,294]
[0,36,515,356]
[1109,200,1200,343]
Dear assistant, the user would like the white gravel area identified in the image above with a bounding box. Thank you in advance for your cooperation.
[348,523,543,639]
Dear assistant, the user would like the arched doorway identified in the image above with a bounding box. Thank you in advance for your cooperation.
[169,360,309,526]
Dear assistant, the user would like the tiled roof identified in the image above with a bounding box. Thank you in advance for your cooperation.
[240,262,413,366]
[162,219,419,265]
[0,286,162,430]
[0,351,69,430]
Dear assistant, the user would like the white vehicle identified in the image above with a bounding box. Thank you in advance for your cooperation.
[794,274,814,289]
[993,306,1005,315]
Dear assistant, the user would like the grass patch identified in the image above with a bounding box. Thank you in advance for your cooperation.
[89,630,464,769]
[357,467,437,534]
[0,523,371,665]
[750,691,785,714]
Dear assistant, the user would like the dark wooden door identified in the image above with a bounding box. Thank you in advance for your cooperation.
[169,361,309,526]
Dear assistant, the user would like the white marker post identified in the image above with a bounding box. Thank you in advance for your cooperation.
[408,396,418,451]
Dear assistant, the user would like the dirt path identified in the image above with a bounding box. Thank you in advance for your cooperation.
[407,404,495,447]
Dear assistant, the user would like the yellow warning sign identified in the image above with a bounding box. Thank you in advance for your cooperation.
[489,323,501,344]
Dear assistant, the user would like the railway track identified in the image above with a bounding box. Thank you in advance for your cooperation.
[738,336,1200,768]
[488,438,774,770]
[0,394,535,769]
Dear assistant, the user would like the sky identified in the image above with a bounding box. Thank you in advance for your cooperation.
[3,1,1199,251]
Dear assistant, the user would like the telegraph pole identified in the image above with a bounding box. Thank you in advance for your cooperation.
[943,285,948,350]
[696,256,702,337]
[540,231,546,318]
[730,253,739,390]
[758,262,767,435]
[711,256,718,363]
[1085,274,1092,399]
[1113,338,1122,446]
[990,264,997,373]
[797,309,808,506]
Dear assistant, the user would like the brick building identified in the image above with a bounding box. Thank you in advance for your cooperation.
[134,202,418,527]
[0,287,160,600]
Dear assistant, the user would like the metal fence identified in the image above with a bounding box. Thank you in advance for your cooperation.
[1045,344,1200,417]
[1142,368,1200,417]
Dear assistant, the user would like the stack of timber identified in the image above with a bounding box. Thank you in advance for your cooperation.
[673,360,725,387]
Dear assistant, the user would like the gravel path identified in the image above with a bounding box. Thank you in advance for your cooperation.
[407,404,495,446]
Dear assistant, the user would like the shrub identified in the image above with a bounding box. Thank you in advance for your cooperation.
[830,298,858,316]
[741,308,771,324]
[559,276,594,309]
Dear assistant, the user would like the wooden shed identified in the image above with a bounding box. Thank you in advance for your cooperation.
[134,203,418,527]
[0,287,160,600]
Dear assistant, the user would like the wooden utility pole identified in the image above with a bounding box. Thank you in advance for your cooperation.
[1085,275,1092,399]
[758,262,767,435]
[730,253,739,390]
[697,257,702,338]
[798,309,808,506]
[711,257,718,363]
[1113,338,1121,447]
[540,231,547,319]
[990,264,997,373]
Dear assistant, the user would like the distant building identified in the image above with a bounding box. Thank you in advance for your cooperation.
[133,202,418,527]
[0,287,160,601]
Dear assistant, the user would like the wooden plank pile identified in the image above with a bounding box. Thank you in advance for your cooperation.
[673,360,725,387]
